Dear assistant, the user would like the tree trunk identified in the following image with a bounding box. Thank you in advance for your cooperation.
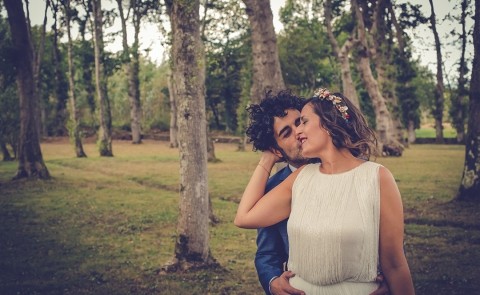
[31,0,48,138]
[4,0,50,179]
[352,0,401,156]
[407,120,416,144]
[117,0,143,144]
[428,0,445,144]
[371,0,404,146]
[116,0,141,144]
[51,0,68,137]
[78,0,96,118]
[92,0,113,156]
[1,142,13,161]
[163,0,216,271]
[242,0,285,104]
[65,0,87,158]
[451,0,469,144]
[198,5,218,162]
[128,17,142,144]
[243,0,286,170]
[324,0,360,108]
[457,0,480,201]
[206,122,218,163]
[388,0,420,147]
[167,71,178,148]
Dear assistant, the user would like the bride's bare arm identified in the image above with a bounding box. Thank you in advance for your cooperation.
[234,152,301,229]
[378,166,415,295]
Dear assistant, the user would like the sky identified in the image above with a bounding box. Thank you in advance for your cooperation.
[27,0,474,80]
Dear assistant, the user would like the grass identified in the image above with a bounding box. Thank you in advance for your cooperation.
[415,125,457,138]
[0,139,479,295]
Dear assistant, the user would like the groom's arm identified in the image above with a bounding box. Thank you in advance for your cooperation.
[255,224,288,294]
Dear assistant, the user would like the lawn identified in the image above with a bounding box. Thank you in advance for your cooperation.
[415,124,457,138]
[0,139,478,295]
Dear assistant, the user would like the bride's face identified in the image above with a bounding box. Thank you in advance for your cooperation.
[296,103,331,158]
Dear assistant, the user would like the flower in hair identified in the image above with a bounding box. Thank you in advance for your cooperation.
[313,88,350,122]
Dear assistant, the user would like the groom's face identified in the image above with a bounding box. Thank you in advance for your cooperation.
[272,109,309,168]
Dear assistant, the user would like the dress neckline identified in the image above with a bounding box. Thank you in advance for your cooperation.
[316,160,368,176]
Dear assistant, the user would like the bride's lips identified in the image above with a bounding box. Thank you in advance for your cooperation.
[297,136,306,146]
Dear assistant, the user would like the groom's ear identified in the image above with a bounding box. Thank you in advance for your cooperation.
[270,147,284,159]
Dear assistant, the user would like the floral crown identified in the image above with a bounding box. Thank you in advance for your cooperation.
[313,88,350,122]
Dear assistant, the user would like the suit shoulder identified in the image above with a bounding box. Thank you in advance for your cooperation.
[266,166,292,192]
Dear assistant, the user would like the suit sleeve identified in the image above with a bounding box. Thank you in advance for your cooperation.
[255,224,288,294]
[254,168,290,294]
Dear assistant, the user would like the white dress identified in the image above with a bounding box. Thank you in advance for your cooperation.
[287,162,381,294]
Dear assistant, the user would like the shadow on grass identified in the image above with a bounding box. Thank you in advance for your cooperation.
[404,199,480,295]
[0,179,236,295]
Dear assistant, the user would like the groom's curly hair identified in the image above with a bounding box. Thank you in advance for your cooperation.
[246,90,305,152]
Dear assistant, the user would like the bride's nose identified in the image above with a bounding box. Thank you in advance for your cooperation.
[295,124,303,136]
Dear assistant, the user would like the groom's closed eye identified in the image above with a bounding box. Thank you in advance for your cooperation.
[278,126,291,139]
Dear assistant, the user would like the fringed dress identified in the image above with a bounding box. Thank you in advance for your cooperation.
[287,162,381,294]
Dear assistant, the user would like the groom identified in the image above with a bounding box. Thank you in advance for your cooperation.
[245,90,390,295]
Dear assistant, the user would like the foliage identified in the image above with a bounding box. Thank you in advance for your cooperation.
[0,0,469,146]
[396,2,429,29]
[108,58,170,132]
[73,38,96,119]
[0,14,19,153]
[277,0,336,96]
[203,0,250,133]
[0,85,19,155]
[30,27,58,136]
[205,39,247,132]
[446,0,472,139]
[395,48,421,129]
[411,61,436,115]
[0,141,478,294]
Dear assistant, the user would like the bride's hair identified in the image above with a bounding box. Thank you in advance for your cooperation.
[307,92,378,160]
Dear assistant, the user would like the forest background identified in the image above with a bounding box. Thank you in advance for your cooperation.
[0,0,474,146]
[0,0,479,294]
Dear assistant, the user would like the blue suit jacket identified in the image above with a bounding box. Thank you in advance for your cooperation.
[255,165,292,294]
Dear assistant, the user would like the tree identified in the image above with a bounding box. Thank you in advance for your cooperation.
[277,0,336,96]
[163,0,216,270]
[351,0,401,156]
[92,0,113,156]
[50,0,69,137]
[199,0,218,163]
[116,0,159,144]
[450,0,470,144]
[390,1,423,144]
[240,0,285,155]
[64,0,87,158]
[3,0,50,179]
[0,12,18,161]
[324,0,360,107]
[77,0,96,117]
[428,0,445,144]
[203,0,249,133]
[242,0,285,104]
[457,0,480,201]
[369,0,405,146]
[27,0,49,138]
[0,82,18,161]
[167,70,178,148]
